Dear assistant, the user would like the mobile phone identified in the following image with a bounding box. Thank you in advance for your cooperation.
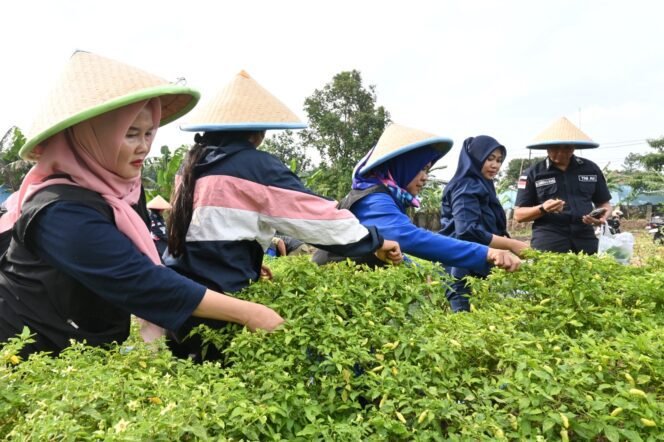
[588,207,607,218]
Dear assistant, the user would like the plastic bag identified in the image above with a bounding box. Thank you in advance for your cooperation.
[598,223,634,264]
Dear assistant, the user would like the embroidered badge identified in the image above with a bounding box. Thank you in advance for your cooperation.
[578,175,597,182]
[517,175,527,189]
[535,178,556,188]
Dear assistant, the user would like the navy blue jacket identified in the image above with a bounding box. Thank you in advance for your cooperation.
[165,142,383,293]
[439,178,508,245]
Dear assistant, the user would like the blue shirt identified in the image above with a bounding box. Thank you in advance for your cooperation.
[29,202,205,331]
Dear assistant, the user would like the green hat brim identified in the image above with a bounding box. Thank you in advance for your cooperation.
[20,85,200,160]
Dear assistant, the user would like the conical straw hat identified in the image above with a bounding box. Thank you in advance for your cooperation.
[180,70,306,132]
[146,195,172,210]
[20,50,200,160]
[358,123,453,176]
[527,116,599,149]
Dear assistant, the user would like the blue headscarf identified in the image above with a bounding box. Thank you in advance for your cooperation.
[445,135,507,231]
[352,145,443,209]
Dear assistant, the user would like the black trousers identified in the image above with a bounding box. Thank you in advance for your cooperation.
[531,231,598,255]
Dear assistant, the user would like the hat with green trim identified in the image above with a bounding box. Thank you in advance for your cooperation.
[21,50,200,160]
[527,116,599,149]
[358,123,453,176]
[180,70,306,132]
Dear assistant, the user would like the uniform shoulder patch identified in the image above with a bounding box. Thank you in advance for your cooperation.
[517,175,528,189]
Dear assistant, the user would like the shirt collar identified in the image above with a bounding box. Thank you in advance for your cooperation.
[546,155,582,171]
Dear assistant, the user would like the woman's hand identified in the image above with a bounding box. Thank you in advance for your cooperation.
[244,302,284,332]
[509,239,529,258]
[260,265,273,280]
[374,239,404,265]
[194,290,283,332]
[486,248,521,272]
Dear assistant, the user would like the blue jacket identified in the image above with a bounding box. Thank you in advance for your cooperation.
[351,191,489,273]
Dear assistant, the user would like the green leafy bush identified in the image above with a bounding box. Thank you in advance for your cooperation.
[1,253,662,440]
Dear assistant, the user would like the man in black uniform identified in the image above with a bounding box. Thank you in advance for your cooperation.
[514,117,612,254]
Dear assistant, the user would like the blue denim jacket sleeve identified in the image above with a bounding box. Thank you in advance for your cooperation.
[352,192,489,273]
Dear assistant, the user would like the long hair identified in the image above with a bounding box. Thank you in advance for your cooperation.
[167,131,263,256]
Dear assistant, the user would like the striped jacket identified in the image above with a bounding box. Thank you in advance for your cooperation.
[165,141,383,293]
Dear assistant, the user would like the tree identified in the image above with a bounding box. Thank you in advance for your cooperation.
[619,136,664,201]
[622,152,643,173]
[0,127,32,191]
[498,156,545,189]
[301,70,390,200]
[639,136,664,172]
[261,130,311,175]
[142,145,188,202]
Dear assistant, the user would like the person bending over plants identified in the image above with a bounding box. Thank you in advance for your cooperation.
[0,52,283,359]
[164,71,402,361]
[313,123,521,311]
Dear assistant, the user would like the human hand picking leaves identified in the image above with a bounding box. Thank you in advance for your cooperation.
[374,239,403,265]
[486,248,521,272]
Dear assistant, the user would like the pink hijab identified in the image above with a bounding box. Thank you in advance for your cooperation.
[0,99,165,341]
[0,99,161,264]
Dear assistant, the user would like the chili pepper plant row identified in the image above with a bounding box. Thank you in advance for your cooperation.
[1,251,662,440]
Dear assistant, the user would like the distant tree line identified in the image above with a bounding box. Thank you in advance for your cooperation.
[2,71,663,213]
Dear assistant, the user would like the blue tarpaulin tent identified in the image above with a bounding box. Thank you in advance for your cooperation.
[498,185,664,210]
[0,185,12,205]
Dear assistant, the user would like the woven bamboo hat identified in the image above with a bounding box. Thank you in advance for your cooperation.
[146,195,172,210]
[20,50,200,160]
[180,70,306,132]
[358,123,453,176]
[527,117,599,149]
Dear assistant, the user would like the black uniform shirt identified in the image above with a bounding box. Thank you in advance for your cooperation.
[515,155,612,248]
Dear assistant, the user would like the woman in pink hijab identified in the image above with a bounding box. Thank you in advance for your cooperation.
[0,51,283,359]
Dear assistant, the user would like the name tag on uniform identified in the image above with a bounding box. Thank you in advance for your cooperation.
[578,175,597,182]
[535,178,556,188]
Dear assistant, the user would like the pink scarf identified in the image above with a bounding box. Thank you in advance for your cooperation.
[0,99,165,340]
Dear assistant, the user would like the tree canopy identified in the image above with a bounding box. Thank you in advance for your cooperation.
[0,127,31,192]
[300,70,390,199]
[498,156,545,189]
[261,130,311,175]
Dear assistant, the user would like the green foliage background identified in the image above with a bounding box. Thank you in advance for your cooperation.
[2,245,663,440]
[0,127,31,192]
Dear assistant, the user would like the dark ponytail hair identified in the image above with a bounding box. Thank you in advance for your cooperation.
[167,130,264,257]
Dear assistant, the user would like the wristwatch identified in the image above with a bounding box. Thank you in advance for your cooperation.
[539,205,548,215]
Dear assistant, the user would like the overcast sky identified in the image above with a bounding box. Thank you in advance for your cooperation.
[2,0,663,180]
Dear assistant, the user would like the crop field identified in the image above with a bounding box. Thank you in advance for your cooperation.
[1,233,662,440]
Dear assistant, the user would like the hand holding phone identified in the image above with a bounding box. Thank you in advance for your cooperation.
[587,207,607,219]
